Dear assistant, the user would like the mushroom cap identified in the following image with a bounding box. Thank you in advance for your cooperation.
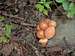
[36,30,45,39]
[36,19,56,39]
[39,19,49,30]
[45,27,55,39]
[39,38,48,47]
[49,20,56,27]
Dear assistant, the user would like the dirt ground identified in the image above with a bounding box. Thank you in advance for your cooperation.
[0,0,75,56]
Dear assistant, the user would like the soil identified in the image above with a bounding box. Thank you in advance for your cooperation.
[0,0,75,56]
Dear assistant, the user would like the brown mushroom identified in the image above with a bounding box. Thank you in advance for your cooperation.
[39,20,48,30]
[39,38,48,47]
[36,19,56,47]
[45,27,55,39]
[36,30,45,39]
[49,20,56,27]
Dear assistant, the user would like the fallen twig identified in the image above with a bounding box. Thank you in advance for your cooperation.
[0,11,36,27]
[0,12,24,20]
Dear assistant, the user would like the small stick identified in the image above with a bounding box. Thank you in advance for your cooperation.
[0,13,24,20]
[0,11,36,27]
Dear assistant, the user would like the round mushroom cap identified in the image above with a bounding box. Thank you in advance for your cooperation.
[36,30,45,39]
[49,20,56,27]
[45,27,55,39]
[39,20,48,30]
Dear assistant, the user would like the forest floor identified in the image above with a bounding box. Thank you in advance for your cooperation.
[0,0,75,56]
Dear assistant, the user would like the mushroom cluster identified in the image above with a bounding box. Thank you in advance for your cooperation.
[36,19,56,47]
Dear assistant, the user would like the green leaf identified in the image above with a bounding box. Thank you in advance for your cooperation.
[68,3,75,17]
[62,1,69,11]
[69,3,75,12]
[44,2,50,9]
[35,4,44,12]
[40,0,46,2]
[43,9,48,15]
[0,15,5,21]
[38,1,51,4]
[4,24,12,38]
[56,0,65,3]
[0,37,8,43]
[0,24,12,44]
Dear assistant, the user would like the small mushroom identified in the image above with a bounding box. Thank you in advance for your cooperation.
[49,20,56,27]
[45,27,55,39]
[36,30,45,39]
[39,38,48,47]
[36,18,56,47]
[39,20,48,30]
